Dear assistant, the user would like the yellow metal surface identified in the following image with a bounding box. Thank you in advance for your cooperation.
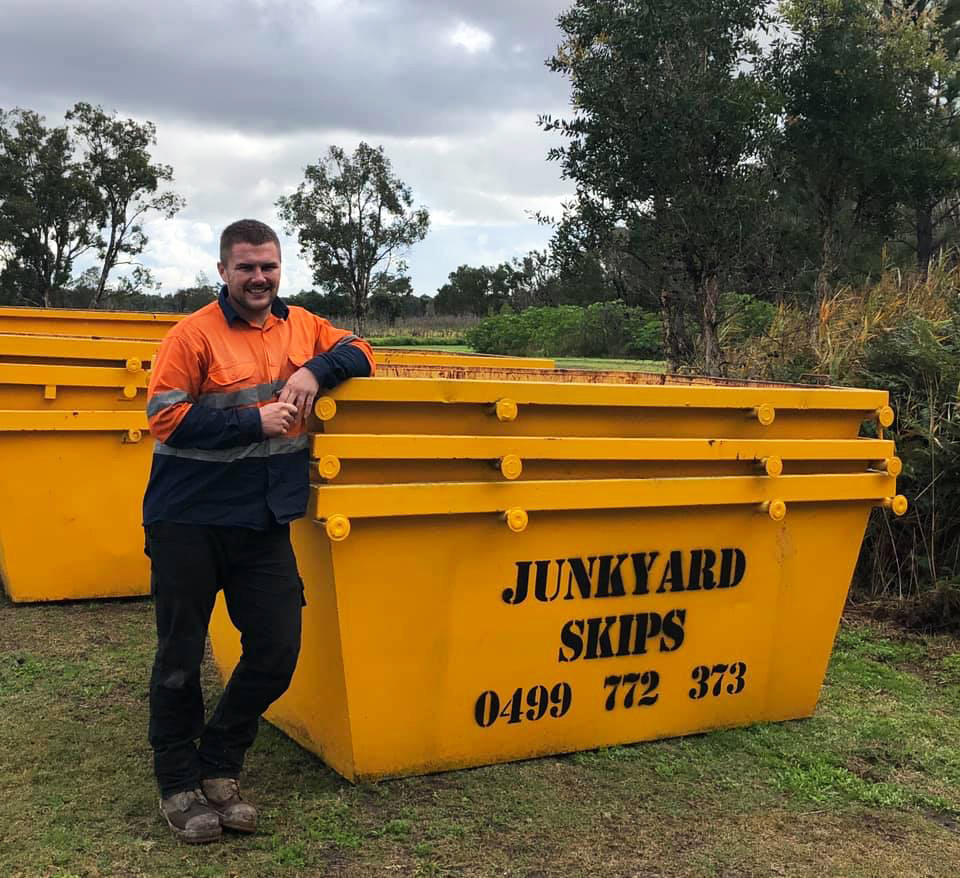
[0,306,181,339]
[0,410,148,431]
[309,473,896,520]
[320,375,887,413]
[208,371,902,782]
[310,434,894,463]
[0,332,162,365]
[0,432,152,601]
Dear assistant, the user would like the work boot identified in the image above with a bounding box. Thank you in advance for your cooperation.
[201,777,257,833]
[159,788,221,844]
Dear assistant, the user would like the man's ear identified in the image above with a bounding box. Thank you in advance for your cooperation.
[217,262,228,283]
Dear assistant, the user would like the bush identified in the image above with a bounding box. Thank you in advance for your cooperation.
[727,259,960,615]
[465,303,664,359]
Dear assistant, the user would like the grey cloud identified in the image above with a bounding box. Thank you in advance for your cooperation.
[0,0,571,137]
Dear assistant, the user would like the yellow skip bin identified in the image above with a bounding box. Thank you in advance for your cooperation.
[208,370,905,781]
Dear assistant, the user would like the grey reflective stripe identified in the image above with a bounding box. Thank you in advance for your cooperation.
[198,381,280,410]
[147,389,193,417]
[331,335,358,348]
[153,434,309,463]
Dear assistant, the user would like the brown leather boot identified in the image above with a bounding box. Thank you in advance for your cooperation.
[201,777,257,833]
[159,789,221,844]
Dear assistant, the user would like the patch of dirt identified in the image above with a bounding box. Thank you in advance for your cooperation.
[0,595,152,656]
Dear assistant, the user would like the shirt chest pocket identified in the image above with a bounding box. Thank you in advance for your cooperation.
[201,361,258,407]
[283,344,316,378]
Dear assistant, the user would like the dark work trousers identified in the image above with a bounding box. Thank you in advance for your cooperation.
[145,520,303,797]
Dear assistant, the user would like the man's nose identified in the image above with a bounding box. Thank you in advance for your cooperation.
[251,266,266,282]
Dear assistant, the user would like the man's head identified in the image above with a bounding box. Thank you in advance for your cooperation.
[217,219,282,324]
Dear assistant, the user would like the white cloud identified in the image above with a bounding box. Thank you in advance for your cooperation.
[449,21,494,54]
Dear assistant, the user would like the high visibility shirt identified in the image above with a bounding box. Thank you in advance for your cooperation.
[142,289,375,529]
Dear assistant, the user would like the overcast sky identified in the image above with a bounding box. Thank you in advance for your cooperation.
[0,0,575,298]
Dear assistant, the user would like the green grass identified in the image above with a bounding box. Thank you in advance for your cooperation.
[371,341,667,372]
[369,337,469,348]
[2,598,960,877]
[553,356,666,372]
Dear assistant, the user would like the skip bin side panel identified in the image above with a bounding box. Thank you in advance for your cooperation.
[320,503,871,780]
[763,502,873,721]
[0,433,151,601]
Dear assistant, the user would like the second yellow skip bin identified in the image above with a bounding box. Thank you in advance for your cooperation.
[208,370,902,781]
[0,431,152,601]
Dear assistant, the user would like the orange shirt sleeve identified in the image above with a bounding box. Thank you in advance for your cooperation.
[146,333,202,443]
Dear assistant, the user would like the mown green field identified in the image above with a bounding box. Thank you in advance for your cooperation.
[2,593,959,878]
[369,340,667,373]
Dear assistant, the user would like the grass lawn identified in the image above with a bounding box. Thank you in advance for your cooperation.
[371,342,667,373]
[1,594,959,878]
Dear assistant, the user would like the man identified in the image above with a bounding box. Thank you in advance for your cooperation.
[142,218,375,843]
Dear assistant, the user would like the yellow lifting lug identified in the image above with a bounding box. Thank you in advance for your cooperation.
[43,385,57,400]
[315,397,337,421]
[317,454,341,481]
[123,428,142,444]
[125,357,142,373]
[872,457,902,477]
[761,456,783,478]
[503,507,529,533]
[121,385,138,400]
[876,406,895,428]
[491,398,518,422]
[883,495,909,517]
[760,499,787,521]
[313,396,337,421]
[324,514,351,542]
[498,454,523,481]
[751,404,776,426]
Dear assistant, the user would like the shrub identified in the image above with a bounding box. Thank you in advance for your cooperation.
[465,303,665,359]
[727,258,960,615]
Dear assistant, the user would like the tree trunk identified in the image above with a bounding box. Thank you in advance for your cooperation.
[352,292,366,337]
[701,272,721,377]
[659,288,683,372]
[916,202,934,277]
[93,229,117,307]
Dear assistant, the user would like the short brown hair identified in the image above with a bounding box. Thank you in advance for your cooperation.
[219,219,281,264]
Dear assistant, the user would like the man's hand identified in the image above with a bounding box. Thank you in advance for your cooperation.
[260,401,298,437]
[278,367,321,424]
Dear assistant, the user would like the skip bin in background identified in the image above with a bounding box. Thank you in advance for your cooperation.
[208,371,905,781]
[0,357,151,601]
[0,306,181,339]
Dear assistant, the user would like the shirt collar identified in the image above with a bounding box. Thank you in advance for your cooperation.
[218,286,289,325]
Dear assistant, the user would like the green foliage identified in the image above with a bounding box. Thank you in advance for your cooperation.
[728,261,960,613]
[67,102,185,305]
[854,313,960,607]
[719,292,776,346]
[466,302,664,359]
[277,143,429,335]
[0,108,101,306]
[541,0,775,373]
[0,104,184,308]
